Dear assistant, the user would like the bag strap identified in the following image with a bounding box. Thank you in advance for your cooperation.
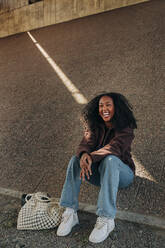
[25,194,33,202]
[35,193,51,203]
[25,192,58,203]
[24,192,60,206]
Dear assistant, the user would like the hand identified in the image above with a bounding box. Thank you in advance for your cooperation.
[80,153,92,168]
[80,153,92,181]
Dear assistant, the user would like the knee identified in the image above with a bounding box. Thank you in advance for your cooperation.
[100,155,119,171]
[70,155,79,164]
[105,155,119,162]
[67,155,80,171]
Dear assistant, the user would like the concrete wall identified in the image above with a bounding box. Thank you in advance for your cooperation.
[0,0,149,38]
[0,0,27,14]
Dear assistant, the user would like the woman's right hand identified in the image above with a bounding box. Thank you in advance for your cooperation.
[80,153,92,181]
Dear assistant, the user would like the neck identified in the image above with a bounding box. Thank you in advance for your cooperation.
[105,122,113,128]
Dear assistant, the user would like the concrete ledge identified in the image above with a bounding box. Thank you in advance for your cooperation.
[0,187,165,230]
[79,202,165,230]
[0,0,149,38]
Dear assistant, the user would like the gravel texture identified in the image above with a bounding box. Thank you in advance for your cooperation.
[0,195,165,248]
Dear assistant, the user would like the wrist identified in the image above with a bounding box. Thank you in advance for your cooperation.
[80,152,89,158]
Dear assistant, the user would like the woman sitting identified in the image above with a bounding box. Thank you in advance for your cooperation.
[57,92,137,243]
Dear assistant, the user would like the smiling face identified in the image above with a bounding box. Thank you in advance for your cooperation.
[99,95,115,127]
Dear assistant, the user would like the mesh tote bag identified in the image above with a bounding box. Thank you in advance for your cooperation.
[17,192,64,230]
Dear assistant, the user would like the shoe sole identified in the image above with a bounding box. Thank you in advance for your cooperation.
[57,221,79,236]
[89,225,115,243]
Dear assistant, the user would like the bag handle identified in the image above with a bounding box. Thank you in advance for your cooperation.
[25,192,58,204]
[35,193,51,203]
[25,194,33,203]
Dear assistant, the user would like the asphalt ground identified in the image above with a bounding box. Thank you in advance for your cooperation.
[0,194,165,248]
[0,0,165,247]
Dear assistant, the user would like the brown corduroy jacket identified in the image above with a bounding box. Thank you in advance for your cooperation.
[76,124,135,173]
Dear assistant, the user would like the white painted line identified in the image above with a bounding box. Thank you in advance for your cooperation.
[116,209,165,230]
[0,187,164,230]
[27,31,88,105]
[133,155,156,182]
[0,187,23,198]
[79,202,165,230]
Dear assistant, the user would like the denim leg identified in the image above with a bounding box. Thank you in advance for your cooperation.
[96,155,134,218]
[60,156,81,211]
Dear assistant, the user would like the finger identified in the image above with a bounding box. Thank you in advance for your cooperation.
[80,170,85,181]
[84,160,89,167]
[80,156,86,167]
[82,160,89,167]
[82,154,87,161]
[80,170,82,179]
[87,165,92,174]
[80,158,88,168]
[83,157,89,165]
[81,169,85,182]
[88,166,92,176]
[85,156,91,165]
[87,156,92,165]
[86,158,92,172]
[85,168,90,179]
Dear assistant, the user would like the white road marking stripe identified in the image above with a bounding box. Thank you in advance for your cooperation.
[133,155,156,182]
[27,31,87,105]
[0,187,23,198]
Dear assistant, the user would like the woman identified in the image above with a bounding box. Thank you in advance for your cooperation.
[57,92,137,243]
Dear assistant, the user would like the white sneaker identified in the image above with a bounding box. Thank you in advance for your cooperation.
[57,208,79,236]
[89,216,115,243]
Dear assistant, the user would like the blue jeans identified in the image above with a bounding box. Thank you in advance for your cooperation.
[60,155,134,218]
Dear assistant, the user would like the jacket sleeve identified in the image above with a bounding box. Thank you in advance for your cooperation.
[90,128,134,163]
[76,129,97,158]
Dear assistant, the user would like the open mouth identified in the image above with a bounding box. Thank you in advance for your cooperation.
[103,112,110,118]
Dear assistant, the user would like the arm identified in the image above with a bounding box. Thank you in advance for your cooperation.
[76,128,96,181]
[76,128,97,159]
[90,127,134,163]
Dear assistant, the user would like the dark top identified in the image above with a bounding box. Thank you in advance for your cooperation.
[76,124,135,173]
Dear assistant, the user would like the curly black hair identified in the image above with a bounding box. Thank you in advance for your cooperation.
[81,92,137,131]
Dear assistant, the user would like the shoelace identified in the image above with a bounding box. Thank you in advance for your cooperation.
[61,211,72,224]
[95,217,108,229]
